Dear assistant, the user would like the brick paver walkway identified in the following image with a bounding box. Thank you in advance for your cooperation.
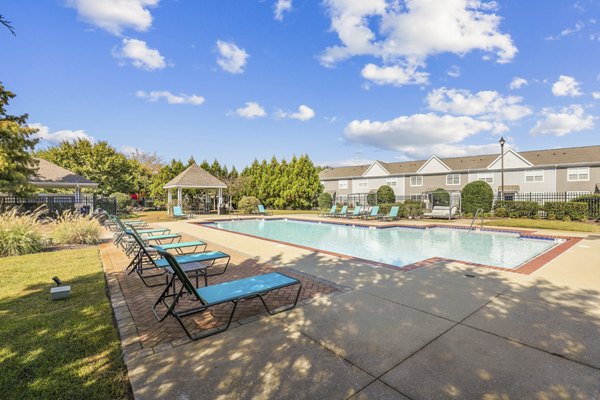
[100,230,342,355]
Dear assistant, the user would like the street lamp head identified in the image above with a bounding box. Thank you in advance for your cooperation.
[499,137,506,147]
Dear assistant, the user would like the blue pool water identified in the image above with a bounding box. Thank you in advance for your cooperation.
[208,219,559,269]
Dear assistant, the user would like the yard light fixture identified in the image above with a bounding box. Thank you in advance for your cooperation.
[499,137,506,201]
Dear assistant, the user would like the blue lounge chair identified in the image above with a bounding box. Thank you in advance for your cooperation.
[362,206,380,220]
[152,249,302,340]
[256,204,271,216]
[173,206,191,219]
[319,205,337,217]
[345,205,363,218]
[378,206,400,221]
[332,205,348,218]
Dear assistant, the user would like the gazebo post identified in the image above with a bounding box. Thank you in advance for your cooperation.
[177,187,183,208]
[167,188,173,214]
[218,188,223,214]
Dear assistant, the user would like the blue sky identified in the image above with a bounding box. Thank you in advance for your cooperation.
[2,0,600,169]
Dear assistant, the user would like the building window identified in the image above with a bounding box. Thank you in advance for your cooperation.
[477,173,493,183]
[338,180,348,189]
[525,170,544,183]
[446,174,460,186]
[357,179,368,189]
[410,194,422,201]
[386,178,397,187]
[410,176,423,187]
[567,167,589,182]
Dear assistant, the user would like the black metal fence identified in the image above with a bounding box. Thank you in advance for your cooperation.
[0,195,117,216]
[495,192,600,220]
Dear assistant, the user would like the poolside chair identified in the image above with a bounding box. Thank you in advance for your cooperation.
[173,206,192,219]
[125,230,230,288]
[361,205,380,220]
[112,218,181,256]
[378,206,400,221]
[345,205,363,218]
[332,205,348,218]
[152,249,302,340]
[422,206,459,220]
[256,204,271,216]
[319,205,337,217]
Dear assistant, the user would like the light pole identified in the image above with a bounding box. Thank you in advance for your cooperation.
[499,136,506,201]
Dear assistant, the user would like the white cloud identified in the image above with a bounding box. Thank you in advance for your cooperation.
[67,0,159,36]
[399,142,503,159]
[276,105,316,121]
[447,65,461,78]
[30,123,96,144]
[426,87,532,124]
[135,90,205,105]
[552,75,582,97]
[120,145,140,155]
[216,40,249,74]
[361,63,429,86]
[530,105,595,136]
[592,92,600,99]
[113,38,166,70]
[545,21,584,41]
[235,102,266,119]
[344,113,495,152]
[509,77,528,90]
[274,0,292,21]
[320,0,517,86]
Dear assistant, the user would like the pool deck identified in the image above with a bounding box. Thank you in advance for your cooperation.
[105,214,600,399]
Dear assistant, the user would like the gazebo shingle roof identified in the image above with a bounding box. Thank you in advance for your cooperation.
[163,164,227,189]
[30,158,98,188]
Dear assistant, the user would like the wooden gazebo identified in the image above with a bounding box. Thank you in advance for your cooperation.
[163,164,227,214]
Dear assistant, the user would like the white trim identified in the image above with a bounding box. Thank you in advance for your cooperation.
[476,172,494,184]
[417,155,452,173]
[356,179,368,189]
[362,161,390,177]
[486,148,534,170]
[446,173,461,186]
[524,169,544,183]
[163,184,227,189]
[567,167,590,182]
[385,178,398,187]
[410,176,423,187]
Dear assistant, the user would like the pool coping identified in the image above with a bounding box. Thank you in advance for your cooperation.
[193,217,582,276]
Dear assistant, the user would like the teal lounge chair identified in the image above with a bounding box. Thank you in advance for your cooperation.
[152,249,302,340]
[345,205,362,218]
[173,206,191,219]
[332,205,348,218]
[378,206,400,221]
[362,206,380,220]
[319,205,337,217]
[256,205,271,216]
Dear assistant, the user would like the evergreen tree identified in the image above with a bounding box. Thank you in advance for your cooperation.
[148,159,186,207]
[0,82,39,195]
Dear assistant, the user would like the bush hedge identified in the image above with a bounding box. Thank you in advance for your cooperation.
[571,194,600,220]
[432,188,450,207]
[493,200,540,218]
[238,196,260,214]
[544,202,587,221]
[53,211,102,245]
[317,192,333,209]
[113,192,132,212]
[461,181,493,214]
[376,185,396,204]
[0,207,45,257]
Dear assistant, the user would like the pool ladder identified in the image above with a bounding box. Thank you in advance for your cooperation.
[469,208,484,231]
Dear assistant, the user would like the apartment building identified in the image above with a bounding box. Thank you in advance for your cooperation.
[319,145,600,203]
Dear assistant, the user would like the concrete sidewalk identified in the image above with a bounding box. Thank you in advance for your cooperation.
[112,217,600,399]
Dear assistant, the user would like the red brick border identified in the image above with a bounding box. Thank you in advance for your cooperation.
[193,218,581,276]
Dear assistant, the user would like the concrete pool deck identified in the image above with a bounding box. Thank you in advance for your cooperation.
[106,215,600,399]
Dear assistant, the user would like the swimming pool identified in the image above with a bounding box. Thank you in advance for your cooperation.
[206,219,560,270]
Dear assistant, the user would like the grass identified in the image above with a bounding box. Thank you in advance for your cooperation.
[0,248,130,400]
[482,218,600,233]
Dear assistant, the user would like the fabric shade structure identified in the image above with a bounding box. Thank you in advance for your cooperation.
[163,164,228,214]
[29,158,98,201]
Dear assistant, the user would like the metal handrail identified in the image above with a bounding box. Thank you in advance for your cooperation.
[469,208,484,230]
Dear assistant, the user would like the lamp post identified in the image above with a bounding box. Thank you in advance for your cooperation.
[499,136,506,201]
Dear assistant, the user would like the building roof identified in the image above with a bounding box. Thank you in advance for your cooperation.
[319,145,600,180]
[163,164,227,189]
[29,158,98,188]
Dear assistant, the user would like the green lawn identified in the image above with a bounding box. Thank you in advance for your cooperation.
[0,248,130,400]
[483,218,600,233]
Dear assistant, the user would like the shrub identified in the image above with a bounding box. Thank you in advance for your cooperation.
[366,193,377,206]
[571,194,600,220]
[376,185,396,204]
[432,188,450,207]
[404,200,425,219]
[461,181,493,214]
[238,196,260,214]
[0,207,46,257]
[53,211,102,245]
[544,202,587,221]
[493,200,540,218]
[113,192,132,212]
[317,192,333,209]
[494,207,508,218]
[378,203,407,218]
